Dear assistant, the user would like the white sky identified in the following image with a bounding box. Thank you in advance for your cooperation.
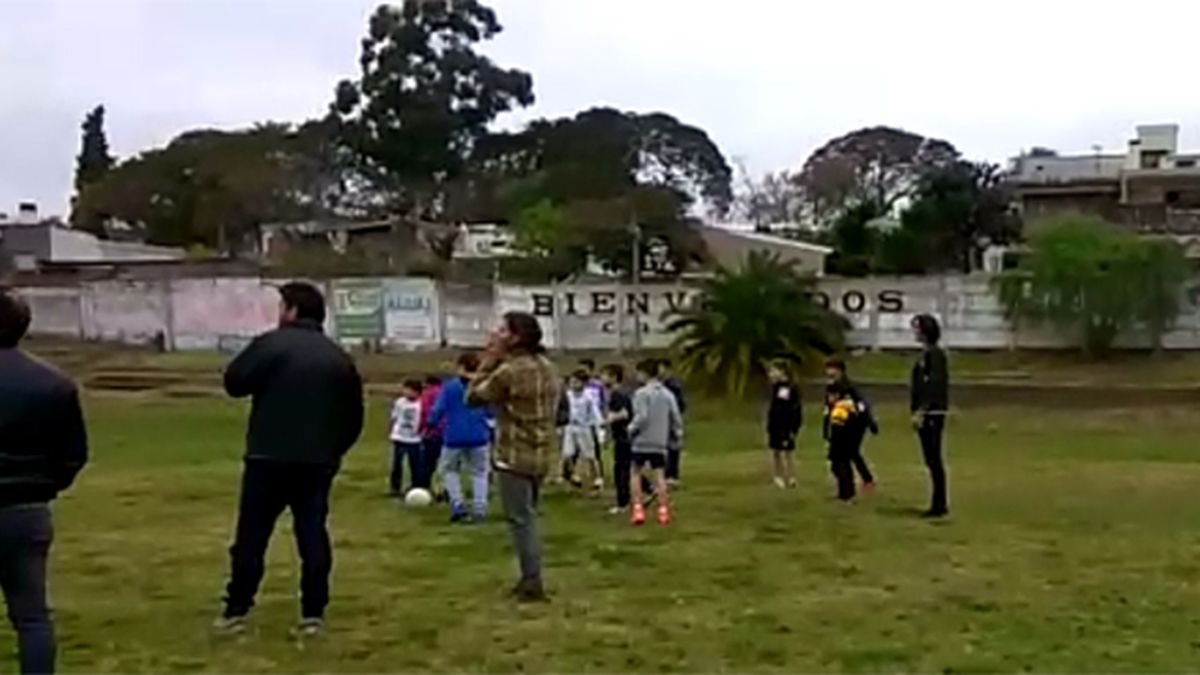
[2,0,1198,216]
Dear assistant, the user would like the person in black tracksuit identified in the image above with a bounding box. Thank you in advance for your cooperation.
[0,291,88,674]
[822,379,879,501]
[823,359,877,489]
[911,314,950,518]
[217,282,364,635]
[600,364,653,512]
[659,359,687,485]
[765,363,802,488]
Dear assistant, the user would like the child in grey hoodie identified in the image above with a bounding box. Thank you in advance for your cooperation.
[628,359,682,526]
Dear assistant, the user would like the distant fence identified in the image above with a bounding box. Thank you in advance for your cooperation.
[17,274,1200,351]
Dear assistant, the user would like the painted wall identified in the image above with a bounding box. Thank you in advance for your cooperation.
[383,278,440,348]
[19,275,1200,352]
[171,278,279,350]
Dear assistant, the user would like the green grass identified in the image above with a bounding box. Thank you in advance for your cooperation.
[31,338,1200,388]
[6,388,1200,672]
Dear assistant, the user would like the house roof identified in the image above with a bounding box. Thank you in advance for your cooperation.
[700,225,832,255]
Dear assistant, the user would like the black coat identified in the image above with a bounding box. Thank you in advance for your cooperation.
[224,320,364,466]
[0,349,88,508]
[910,346,950,413]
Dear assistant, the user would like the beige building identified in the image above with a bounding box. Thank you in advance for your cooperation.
[1010,124,1200,241]
[699,225,831,276]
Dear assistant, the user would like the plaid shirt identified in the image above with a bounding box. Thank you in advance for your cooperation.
[467,350,560,479]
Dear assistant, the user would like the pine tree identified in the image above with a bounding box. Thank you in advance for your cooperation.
[75,105,114,192]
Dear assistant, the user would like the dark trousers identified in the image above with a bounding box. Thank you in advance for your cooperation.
[0,505,54,675]
[919,416,948,513]
[829,444,858,501]
[852,451,874,484]
[612,441,652,508]
[613,441,632,508]
[225,460,337,619]
[390,442,422,494]
[497,471,542,582]
[419,437,442,490]
[666,447,682,481]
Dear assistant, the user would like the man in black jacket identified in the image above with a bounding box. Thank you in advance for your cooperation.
[0,290,88,674]
[911,314,950,518]
[216,282,363,636]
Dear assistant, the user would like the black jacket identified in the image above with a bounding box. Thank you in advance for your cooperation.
[0,350,88,508]
[663,376,687,416]
[767,380,803,436]
[910,346,950,413]
[822,382,879,445]
[224,320,364,466]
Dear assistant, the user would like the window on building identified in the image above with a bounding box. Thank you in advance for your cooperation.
[1141,150,1167,169]
[1177,159,1197,168]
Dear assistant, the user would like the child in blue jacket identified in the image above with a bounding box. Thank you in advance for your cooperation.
[428,352,493,522]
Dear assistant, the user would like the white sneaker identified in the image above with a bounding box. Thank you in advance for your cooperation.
[593,477,604,489]
[212,614,248,636]
[607,506,625,515]
[294,617,324,638]
[773,477,787,489]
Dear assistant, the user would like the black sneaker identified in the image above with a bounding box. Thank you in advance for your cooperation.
[510,578,548,604]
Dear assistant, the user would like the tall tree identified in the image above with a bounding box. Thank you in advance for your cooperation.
[485,107,732,277]
[882,161,1018,273]
[798,126,959,225]
[72,123,343,251]
[75,105,114,192]
[733,163,803,231]
[331,1,534,216]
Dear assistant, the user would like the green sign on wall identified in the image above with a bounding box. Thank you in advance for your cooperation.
[332,279,383,340]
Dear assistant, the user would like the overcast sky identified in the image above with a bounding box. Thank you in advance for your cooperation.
[2,0,1198,217]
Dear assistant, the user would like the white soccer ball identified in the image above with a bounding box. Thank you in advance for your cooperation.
[404,488,433,507]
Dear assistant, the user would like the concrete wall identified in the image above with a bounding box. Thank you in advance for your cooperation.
[18,274,1200,352]
[171,278,279,350]
[442,283,492,348]
[81,280,169,345]
[22,286,82,338]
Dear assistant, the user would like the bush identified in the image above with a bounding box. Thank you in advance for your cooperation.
[993,216,1189,354]
[667,252,848,397]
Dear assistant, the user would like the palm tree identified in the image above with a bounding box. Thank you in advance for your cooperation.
[666,251,848,397]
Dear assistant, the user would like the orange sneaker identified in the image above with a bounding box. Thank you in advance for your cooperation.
[657,505,672,526]
[631,504,646,526]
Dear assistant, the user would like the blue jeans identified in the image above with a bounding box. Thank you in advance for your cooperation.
[0,504,55,675]
[440,446,490,517]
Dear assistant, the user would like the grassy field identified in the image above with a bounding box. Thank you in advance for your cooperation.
[31,337,1200,390]
[5,369,1200,672]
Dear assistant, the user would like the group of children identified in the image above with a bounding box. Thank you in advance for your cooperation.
[388,354,495,523]
[390,349,882,526]
[389,354,689,527]
[765,358,879,501]
[555,358,686,526]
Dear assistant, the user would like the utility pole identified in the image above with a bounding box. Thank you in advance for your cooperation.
[630,211,642,352]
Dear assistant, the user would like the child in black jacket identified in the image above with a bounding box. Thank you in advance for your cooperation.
[766,362,802,488]
[822,359,880,501]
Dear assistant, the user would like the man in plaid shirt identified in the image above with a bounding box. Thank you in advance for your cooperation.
[468,311,560,602]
